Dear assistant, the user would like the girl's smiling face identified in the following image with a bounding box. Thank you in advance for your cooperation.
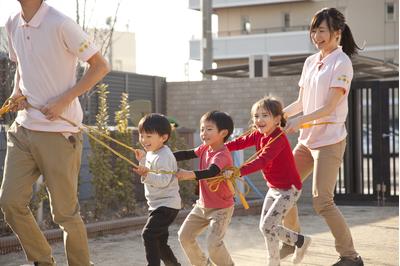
[252,107,281,135]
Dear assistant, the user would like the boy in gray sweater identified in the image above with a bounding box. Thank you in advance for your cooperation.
[133,113,181,266]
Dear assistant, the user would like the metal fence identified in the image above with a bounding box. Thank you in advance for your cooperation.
[81,70,167,125]
[335,80,399,205]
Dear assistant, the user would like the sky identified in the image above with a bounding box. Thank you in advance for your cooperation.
[0,0,206,81]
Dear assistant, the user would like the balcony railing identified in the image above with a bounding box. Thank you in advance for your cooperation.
[218,25,310,37]
[190,30,315,60]
[189,0,308,10]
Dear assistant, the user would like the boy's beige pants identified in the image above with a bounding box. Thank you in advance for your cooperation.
[0,123,91,266]
[283,140,358,258]
[178,203,234,266]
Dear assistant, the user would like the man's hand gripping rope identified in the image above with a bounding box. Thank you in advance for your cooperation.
[0,96,28,116]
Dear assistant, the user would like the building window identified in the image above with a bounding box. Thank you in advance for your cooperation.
[282,12,290,30]
[241,16,251,34]
[386,2,396,22]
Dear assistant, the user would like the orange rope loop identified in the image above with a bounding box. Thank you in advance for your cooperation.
[206,130,285,210]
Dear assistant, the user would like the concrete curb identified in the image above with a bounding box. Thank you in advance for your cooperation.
[0,199,264,255]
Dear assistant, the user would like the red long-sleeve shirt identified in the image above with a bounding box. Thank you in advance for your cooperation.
[226,128,302,190]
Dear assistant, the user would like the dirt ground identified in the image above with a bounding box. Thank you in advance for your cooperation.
[0,205,398,266]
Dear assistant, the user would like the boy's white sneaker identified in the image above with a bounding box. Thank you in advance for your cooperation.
[292,236,312,264]
[267,258,280,266]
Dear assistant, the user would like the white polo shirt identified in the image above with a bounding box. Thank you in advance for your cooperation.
[5,2,98,132]
[298,46,353,149]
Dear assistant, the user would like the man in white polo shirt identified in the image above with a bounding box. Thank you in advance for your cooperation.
[0,0,110,265]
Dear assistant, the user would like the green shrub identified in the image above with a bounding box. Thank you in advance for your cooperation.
[88,84,116,218]
[112,92,136,215]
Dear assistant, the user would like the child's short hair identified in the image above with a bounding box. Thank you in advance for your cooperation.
[251,97,287,127]
[200,111,234,142]
[138,113,172,143]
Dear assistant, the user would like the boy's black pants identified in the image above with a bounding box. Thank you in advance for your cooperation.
[142,206,180,266]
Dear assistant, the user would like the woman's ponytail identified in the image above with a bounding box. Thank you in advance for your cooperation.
[341,23,361,57]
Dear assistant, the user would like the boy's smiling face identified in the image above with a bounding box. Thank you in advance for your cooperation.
[139,131,168,152]
[199,120,227,150]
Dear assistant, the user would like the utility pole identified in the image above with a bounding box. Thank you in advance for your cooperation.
[201,0,213,80]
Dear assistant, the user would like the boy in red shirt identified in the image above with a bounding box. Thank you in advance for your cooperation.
[174,111,235,266]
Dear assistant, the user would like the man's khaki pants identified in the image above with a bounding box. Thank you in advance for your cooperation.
[0,123,91,266]
[283,140,358,258]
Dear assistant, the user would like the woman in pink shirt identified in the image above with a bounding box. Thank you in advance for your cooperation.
[282,8,363,266]
[225,97,311,266]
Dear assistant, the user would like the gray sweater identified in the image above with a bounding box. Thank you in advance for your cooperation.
[140,145,181,211]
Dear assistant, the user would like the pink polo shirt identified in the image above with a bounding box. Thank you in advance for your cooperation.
[5,2,98,132]
[194,144,235,209]
[298,47,353,149]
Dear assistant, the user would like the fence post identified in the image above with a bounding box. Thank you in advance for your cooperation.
[154,76,166,114]
[371,81,390,199]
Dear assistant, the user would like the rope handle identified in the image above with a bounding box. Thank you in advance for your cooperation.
[206,166,250,210]
[0,96,28,117]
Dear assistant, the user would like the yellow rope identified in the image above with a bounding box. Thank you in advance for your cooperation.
[58,116,175,175]
[207,130,285,210]
[0,96,174,175]
[206,120,342,208]
[0,97,338,206]
[244,131,284,164]
[300,121,340,128]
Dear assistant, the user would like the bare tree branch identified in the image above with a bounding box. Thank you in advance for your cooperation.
[85,0,97,33]
[103,2,120,58]
[74,0,122,118]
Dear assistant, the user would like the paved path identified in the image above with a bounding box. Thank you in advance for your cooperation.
[0,205,398,266]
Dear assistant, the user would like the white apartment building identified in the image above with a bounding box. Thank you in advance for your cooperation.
[189,0,399,77]
[87,29,136,73]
